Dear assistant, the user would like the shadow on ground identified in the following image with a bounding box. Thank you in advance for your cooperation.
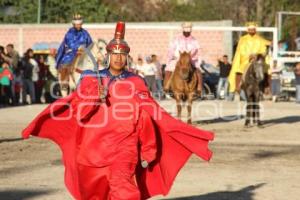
[0,189,55,200]
[0,137,23,144]
[262,116,300,127]
[253,146,300,160]
[164,183,265,200]
[194,115,244,125]
[0,159,62,177]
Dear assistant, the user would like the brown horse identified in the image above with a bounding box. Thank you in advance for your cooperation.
[241,54,265,127]
[169,52,198,124]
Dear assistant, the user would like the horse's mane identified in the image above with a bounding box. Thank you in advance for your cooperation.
[175,52,192,70]
[242,54,265,83]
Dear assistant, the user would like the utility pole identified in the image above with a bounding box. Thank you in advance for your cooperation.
[37,0,41,24]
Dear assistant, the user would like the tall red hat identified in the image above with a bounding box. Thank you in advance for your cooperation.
[106,21,130,54]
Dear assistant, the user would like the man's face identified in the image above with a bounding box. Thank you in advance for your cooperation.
[183,31,191,38]
[2,62,9,68]
[39,56,44,63]
[49,49,56,56]
[6,46,12,54]
[248,28,256,36]
[137,59,143,65]
[223,56,228,63]
[28,51,34,58]
[74,23,82,31]
[110,53,127,71]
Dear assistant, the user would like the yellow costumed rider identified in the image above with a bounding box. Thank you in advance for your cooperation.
[228,22,271,94]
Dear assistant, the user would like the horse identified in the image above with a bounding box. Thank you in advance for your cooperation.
[58,39,106,97]
[169,52,198,124]
[241,54,265,127]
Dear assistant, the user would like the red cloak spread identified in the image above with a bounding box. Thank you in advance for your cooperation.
[22,69,214,200]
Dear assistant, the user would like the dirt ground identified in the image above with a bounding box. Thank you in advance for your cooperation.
[0,100,300,200]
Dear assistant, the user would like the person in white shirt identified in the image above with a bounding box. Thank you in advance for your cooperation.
[152,54,164,99]
[134,57,144,77]
[30,56,39,83]
[46,48,58,78]
[139,56,157,93]
[29,51,39,103]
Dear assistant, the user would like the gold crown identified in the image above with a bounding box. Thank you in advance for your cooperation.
[73,14,83,20]
[246,21,258,28]
[182,22,193,28]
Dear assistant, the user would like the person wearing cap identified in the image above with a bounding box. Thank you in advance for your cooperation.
[164,22,202,95]
[22,22,213,200]
[228,22,271,99]
[56,14,93,96]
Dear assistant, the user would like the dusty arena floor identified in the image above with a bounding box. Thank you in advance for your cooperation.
[0,100,300,200]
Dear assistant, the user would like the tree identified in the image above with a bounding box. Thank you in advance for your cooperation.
[0,0,299,31]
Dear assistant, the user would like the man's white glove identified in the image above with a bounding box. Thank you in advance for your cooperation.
[141,160,149,168]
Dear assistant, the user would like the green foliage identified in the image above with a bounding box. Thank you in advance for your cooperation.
[0,0,299,32]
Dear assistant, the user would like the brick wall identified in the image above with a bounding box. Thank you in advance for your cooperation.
[0,21,232,65]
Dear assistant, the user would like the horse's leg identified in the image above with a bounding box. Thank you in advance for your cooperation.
[175,94,182,119]
[245,94,252,127]
[251,96,257,126]
[255,94,263,127]
[252,92,258,125]
[187,93,193,124]
[245,102,251,127]
[58,68,67,97]
[251,97,256,124]
[69,69,77,92]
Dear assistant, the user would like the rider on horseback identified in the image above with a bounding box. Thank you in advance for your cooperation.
[228,22,271,100]
[56,14,93,96]
[164,22,202,95]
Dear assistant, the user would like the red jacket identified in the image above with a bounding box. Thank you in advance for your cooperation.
[22,69,214,199]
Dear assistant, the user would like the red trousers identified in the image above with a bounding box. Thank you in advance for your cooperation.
[78,162,140,200]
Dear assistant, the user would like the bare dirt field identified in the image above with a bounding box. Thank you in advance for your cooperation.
[0,100,300,200]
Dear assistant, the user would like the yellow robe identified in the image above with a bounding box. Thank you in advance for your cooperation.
[228,34,271,92]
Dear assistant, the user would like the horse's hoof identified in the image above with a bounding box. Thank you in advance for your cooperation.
[257,122,264,128]
[244,123,251,128]
[163,88,170,93]
[196,90,202,96]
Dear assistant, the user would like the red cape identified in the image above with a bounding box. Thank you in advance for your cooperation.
[22,72,214,200]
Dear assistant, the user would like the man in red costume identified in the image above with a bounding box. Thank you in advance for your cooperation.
[22,21,214,200]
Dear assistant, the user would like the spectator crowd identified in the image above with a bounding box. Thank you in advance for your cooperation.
[0,44,58,107]
[1,43,300,108]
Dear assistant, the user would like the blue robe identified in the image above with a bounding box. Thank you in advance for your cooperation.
[56,27,93,69]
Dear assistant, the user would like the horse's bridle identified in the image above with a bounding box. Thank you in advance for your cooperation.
[179,64,195,82]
